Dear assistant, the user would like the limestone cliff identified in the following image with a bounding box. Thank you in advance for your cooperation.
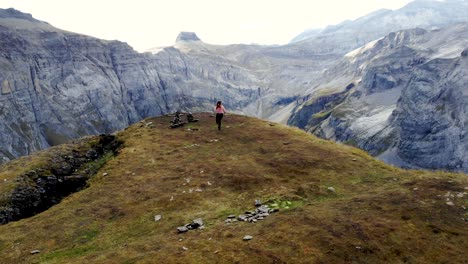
[0,11,262,162]
[289,24,468,172]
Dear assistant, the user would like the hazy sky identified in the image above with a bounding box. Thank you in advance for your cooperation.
[0,0,412,51]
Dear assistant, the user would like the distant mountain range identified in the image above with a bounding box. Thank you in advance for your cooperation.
[291,0,468,47]
[0,0,467,172]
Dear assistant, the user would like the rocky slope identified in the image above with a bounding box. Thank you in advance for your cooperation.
[0,114,466,263]
[290,0,468,54]
[288,23,468,172]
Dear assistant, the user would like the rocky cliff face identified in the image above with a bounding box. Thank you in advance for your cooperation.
[391,53,468,171]
[0,12,263,163]
[289,24,468,172]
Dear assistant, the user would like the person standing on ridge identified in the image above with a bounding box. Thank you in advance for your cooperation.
[214,101,226,130]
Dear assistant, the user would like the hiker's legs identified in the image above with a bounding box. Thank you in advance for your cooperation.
[216,114,223,130]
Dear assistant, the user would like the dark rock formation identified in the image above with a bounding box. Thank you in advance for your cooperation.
[462,47,468,57]
[0,134,122,225]
[176,32,201,42]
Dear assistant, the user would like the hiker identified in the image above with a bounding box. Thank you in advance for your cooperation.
[214,101,226,130]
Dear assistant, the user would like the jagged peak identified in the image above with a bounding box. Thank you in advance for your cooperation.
[176,32,201,42]
[0,8,38,22]
[462,47,468,57]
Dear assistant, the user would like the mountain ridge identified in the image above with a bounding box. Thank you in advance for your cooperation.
[0,113,466,263]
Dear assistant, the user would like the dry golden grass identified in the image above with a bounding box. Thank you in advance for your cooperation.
[0,113,466,264]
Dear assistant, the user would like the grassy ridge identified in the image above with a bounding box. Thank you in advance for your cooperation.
[0,113,466,263]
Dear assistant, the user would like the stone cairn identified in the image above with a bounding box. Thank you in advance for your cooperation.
[225,200,278,224]
[186,112,199,123]
[170,111,199,128]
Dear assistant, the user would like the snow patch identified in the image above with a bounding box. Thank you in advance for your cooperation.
[350,107,395,138]
[146,47,165,54]
[345,38,382,59]
[268,102,297,124]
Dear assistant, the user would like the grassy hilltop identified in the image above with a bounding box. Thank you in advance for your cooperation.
[0,113,466,263]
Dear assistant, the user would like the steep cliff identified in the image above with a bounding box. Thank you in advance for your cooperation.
[289,24,468,172]
[0,11,263,163]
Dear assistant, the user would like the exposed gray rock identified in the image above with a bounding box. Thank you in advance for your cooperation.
[154,215,162,222]
[177,226,188,233]
[176,32,201,42]
[290,23,468,173]
[180,218,204,232]
[30,250,40,255]
[243,235,253,241]
[0,134,121,225]
[192,218,204,227]
[254,199,262,207]
[228,201,278,225]
[237,215,248,222]
[462,48,468,57]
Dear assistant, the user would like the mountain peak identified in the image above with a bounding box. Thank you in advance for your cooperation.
[176,31,201,42]
[0,8,37,22]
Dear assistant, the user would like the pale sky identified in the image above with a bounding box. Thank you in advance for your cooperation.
[0,0,413,52]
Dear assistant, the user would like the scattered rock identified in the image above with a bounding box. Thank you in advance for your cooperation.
[182,246,188,251]
[228,201,278,225]
[102,172,108,176]
[446,201,455,206]
[179,218,205,232]
[255,200,262,207]
[327,186,336,193]
[154,215,162,222]
[30,250,40,255]
[243,235,253,241]
[187,113,199,123]
[193,218,204,227]
[177,227,189,233]
[352,158,357,161]
[214,250,220,254]
[238,215,248,222]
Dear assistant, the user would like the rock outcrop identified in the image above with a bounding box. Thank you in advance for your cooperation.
[289,24,468,172]
[0,134,122,225]
[176,32,201,42]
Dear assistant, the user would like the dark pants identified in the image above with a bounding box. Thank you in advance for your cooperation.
[216,113,224,130]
